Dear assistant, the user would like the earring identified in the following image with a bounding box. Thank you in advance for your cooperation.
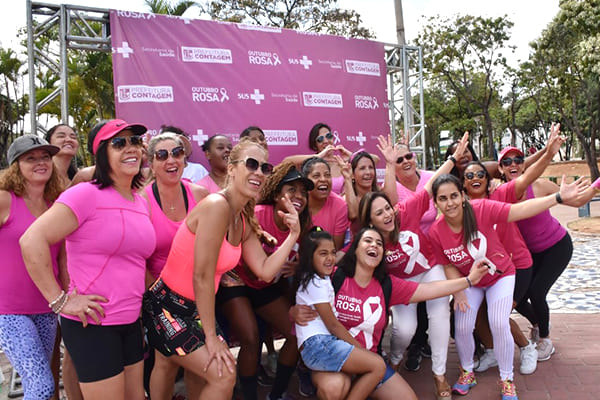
[462,201,466,208]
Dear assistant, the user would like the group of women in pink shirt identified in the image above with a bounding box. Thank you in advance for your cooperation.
[2,118,599,400]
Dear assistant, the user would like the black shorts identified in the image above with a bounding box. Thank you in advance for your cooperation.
[216,282,283,309]
[60,316,144,383]
[142,278,224,357]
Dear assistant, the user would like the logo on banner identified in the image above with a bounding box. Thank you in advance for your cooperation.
[271,93,299,103]
[117,85,174,103]
[263,130,298,146]
[238,89,264,105]
[181,47,233,64]
[192,129,209,147]
[354,95,379,110]
[116,10,156,19]
[191,87,230,103]
[345,60,381,76]
[248,51,282,66]
[318,59,342,69]
[142,47,175,58]
[113,42,134,59]
[238,24,282,33]
[302,92,343,108]
[288,55,312,70]
[347,131,368,146]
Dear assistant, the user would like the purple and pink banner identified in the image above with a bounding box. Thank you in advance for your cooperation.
[110,10,389,167]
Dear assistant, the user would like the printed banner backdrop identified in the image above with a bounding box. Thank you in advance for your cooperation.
[110,10,390,167]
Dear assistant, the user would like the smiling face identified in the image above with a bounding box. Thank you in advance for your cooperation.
[49,125,79,157]
[314,126,334,152]
[306,161,331,201]
[394,145,417,179]
[275,181,308,214]
[434,181,465,222]
[355,229,384,268]
[229,143,269,199]
[17,149,54,185]
[369,196,396,236]
[353,156,376,190]
[498,150,525,182]
[312,239,336,278]
[206,135,232,171]
[151,138,185,184]
[462,163,488,199]
[107,129,143,181]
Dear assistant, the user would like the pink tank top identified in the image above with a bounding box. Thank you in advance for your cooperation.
[160,212,244,300]
[145,181,198,279]
[516,185,566,253]
[0,192,60,314]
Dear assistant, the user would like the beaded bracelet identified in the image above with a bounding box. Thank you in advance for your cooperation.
[48,290,65,310]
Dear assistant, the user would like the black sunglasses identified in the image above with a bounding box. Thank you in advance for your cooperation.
[464,170,486,180]
[154,146,185,161]
[233,157,274,175]
[500,156,524,167]
[110,135,144,149]
[315,132,334,143]
[396,152,415,164]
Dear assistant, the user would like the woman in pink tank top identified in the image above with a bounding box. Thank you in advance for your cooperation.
[0,135,62,399]
[142,139,302,400]
[197,134,232,192]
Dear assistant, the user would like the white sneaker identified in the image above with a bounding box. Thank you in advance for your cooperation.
[530,326,540,344]
[537,338,555,361]
[474,349,498,372]
[519,341,538,374]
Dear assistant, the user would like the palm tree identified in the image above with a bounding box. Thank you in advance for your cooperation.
[144,0,199,15]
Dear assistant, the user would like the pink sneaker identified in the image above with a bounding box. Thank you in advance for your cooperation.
[452,369,477,395]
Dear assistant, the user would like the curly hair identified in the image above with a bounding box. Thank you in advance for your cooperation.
[228,137,269,235]
[0,161,64,202]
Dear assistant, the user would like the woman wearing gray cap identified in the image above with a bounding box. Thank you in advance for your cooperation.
[21,119,156,399]
[0,134,63,399]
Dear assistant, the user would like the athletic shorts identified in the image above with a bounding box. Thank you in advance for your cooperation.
[216,282,283,309]
[60,316,143,383]
[142,278,224,357]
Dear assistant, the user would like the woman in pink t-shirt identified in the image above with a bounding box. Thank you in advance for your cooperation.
[197,134,232,192]
[428,173,585,400]
[22,119,156,399]
[342,151,380,234]
[0,135,62,399]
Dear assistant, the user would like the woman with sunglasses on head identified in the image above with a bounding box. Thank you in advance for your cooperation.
[0,135,63,400]
[427,172,586,400]
[197,134,232,193]
[216,162,313,400]
[462,125,566,375]
[141,138,301,400]
[21,119,156,399]
[497,132,600,363]
[301,156,350,252]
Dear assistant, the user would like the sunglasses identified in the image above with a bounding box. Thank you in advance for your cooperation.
[500,156,524,166]
[315,132,334,143]
[232,157,274,175]
[396,152,415,164]
[154,146,185,161]
[109,135,144,149]
[464,170,486,180]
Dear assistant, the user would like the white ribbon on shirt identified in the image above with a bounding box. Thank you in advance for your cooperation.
[348,296,383,351]
[466,231,498,275]
[399,230,430,275]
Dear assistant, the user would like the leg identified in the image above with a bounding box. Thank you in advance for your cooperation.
[62,349,83,400]
[486,276,515,381]
[49,326,62,400]
[389,303,418,367]
[79,373,125,400]
[453,287,485,372]
[370,373,417,400]
[311,371,351,400]
[123,360,145,400]
[149,350,180,400]
[339,347,386,400]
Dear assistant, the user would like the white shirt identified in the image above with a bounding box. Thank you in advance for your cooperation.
[295,275,336,347]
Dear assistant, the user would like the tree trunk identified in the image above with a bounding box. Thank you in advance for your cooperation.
[484,112,494,159]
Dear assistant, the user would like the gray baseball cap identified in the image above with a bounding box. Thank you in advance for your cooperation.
[7,134,60,165]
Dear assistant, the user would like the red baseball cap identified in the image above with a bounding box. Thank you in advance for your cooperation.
[92,119,147,154]
[498,146,524,164]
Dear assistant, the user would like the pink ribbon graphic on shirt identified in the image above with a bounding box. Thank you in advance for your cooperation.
[466,231,498,276]
[348,296,382,350]
[399,230,430,275]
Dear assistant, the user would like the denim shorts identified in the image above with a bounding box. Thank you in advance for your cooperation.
[377,362,397,388]
[300,334,354,372]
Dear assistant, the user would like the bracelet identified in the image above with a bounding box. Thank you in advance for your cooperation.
[52,293,69,314]
[555,192,563,204]
[465,277,473,288]
[48,290,65,309]
[448,155,457,165]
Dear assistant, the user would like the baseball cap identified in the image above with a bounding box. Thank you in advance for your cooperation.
[92,119,147,154]
[498,146,524,164]
[7,134,60,165]
[277,167,314,191]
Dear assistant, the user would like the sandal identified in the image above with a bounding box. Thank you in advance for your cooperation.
[433,374,452,400]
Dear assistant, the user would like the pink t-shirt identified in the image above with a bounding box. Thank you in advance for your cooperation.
[335,275,418,352]
[428,199,515,287]
[331,175,345,195]
[145,181,198,279]
[0,192,60,314]
[197,175,221,194]
[489,181,532,270]
[385,189,437,279]
[235,204,299,289]
[57,182,156,325]
[395,169,437,234]
[311,192,349,236]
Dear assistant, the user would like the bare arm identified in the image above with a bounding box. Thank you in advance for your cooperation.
[189,182,210,203]
[0,190,11,227]
[282,145,336,168]
[314,302,362,348]
[336,155,358,221]
[410,260,487,303]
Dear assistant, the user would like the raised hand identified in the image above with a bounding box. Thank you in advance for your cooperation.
[277,193,300,235]
[451,131,470,161]
[317,144,336,161]
[376,134,400,165]
[333,154,352,180]
[559,175,590,205]
[546,123,566,157]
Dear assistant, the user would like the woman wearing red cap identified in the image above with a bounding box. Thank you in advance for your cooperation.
[21,119,156,398]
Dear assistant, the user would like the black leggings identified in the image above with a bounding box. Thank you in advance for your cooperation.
[516,233,572,338]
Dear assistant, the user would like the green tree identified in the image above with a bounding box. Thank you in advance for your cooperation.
[144,0,199,15]
[416,15,514,158]
[199,0,373,38]
[0,47,27,167]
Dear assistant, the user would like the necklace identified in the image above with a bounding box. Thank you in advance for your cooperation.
[169,204,176,212]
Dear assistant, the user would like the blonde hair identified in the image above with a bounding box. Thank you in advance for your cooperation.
[145,133,187,183]
[0,160,65,202]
